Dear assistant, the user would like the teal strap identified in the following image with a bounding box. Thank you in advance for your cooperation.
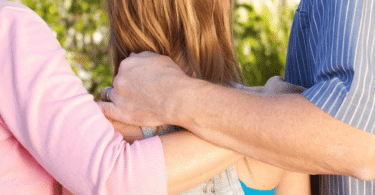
[239,179,276,195]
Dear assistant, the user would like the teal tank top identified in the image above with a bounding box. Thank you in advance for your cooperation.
[239,179,276,195]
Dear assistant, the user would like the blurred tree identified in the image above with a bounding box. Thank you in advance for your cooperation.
[12,0,297,96]
[234,0,297,86]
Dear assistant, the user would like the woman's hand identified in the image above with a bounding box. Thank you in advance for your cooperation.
[264,76,306,95]
[240,76,306,96]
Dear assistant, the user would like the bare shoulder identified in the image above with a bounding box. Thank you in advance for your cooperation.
[275,170,311,194]
[235,157,310,194]
[235,157,284,190]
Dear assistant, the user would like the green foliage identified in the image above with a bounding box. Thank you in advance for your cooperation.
[13,0,296,96]
[234,1,296,86]
[13,0,112,97]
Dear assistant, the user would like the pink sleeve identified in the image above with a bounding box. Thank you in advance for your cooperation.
[0,2,167,194]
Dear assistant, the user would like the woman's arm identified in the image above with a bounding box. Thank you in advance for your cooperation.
[102,120,242,195]
[0,3,241,194]
[0,6,168,194]
[275,171,311,195]
[161,131,242,194]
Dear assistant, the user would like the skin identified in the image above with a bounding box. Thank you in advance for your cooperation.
[104,83,310,194]
[104,125,243,194]
[235,157,310,194]
[64,2,310,193]
[62,123,241,194]
[233,85,310,194]
[100,52,375,182]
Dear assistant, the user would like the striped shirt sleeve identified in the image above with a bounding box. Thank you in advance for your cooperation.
[284,0,375,194]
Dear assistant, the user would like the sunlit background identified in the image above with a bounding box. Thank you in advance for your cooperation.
[11,0,300,97]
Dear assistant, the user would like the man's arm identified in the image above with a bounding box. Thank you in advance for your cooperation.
[172,78,375,178]
[102,52,375,181]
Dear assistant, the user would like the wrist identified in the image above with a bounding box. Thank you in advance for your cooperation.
[164,76,209,128]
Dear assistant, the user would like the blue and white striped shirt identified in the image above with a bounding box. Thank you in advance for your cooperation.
[284,0,375,194]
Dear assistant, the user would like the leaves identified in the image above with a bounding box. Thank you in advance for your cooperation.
[234,1,297,86]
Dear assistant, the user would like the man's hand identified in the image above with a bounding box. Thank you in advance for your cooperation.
[109,119,144,143]
[99,51,193,127]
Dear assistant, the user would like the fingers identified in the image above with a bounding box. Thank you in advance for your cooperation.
[265,76,307,94]
[99,86,128,122]
[100,87,113,102]
[290,84,307,93]
[97,101,126,123]
[100,86,123,104]
[265,76,283,91]
[119,51,174,71]
[130,51,159,57]
[266,76,284,85]
[98,101,162,127]
[272,76,307,92]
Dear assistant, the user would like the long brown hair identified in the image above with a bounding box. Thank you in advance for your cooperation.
[106,0,244,86]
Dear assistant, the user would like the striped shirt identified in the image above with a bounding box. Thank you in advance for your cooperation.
[284,0,375,194]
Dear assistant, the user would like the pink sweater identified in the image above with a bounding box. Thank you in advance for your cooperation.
[0,1,167,194]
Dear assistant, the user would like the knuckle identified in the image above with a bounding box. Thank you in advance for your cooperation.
[113,77,123,89]
[119,56,139,70]
[119,58,133,69]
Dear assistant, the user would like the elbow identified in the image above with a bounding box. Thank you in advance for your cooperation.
[352,166,375,181]
[352,147,375,181]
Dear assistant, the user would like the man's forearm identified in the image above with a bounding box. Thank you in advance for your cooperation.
[110,52,375,180]
[167,78,375,181]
